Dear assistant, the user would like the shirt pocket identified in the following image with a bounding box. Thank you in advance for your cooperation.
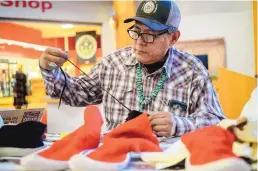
[105,86,134,103]
[103,86,135,113]
[158,88,189,117]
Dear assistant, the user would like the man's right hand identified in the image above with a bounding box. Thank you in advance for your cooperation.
[39,47,69,71]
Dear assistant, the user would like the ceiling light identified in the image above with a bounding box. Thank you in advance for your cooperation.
[61,24,74,29]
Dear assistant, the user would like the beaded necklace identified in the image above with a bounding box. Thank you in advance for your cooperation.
[136,63,167,111]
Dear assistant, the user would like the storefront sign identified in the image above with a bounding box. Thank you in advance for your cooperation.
[0,0,52,13]
[0,1,115,57]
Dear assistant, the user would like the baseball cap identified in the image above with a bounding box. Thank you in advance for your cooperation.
[124,0,181,32]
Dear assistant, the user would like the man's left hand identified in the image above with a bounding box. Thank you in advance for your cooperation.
[149,112,175,137]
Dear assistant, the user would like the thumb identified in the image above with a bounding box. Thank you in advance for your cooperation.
[60,50,69,59]
[148,115,153,121]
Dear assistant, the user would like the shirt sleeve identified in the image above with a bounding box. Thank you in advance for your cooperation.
[172,65,225,136]
[40,61,103,107]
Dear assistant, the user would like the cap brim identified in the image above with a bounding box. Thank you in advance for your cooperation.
[124,17,168,31]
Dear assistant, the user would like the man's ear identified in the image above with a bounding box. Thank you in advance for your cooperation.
[170,30,180,45]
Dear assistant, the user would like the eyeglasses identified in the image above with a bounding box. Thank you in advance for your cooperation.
[127,25,169,43]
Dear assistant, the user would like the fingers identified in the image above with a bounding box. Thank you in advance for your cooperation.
[153,129,170,137]
[39,47,69,71]
[156,131,170,137]
[44,59,64,68]
[150,117,171,127]
[148,112,169,120]
[46,47,68,60]
[152,124,170,137]
[149,113,172,137]
[150,117,167,126]
[44,53,67,65]
[152,125,170,132]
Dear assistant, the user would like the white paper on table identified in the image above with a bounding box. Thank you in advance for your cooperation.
[47,103,85,134]
[47,103,106,134]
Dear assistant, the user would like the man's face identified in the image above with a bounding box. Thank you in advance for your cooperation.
[132,23,171,64]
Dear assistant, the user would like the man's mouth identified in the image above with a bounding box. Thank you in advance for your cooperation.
[136,49,146,54]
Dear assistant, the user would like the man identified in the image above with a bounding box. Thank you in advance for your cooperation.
[39,0,225,137]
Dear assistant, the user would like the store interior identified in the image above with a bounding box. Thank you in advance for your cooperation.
[0,21,102,106]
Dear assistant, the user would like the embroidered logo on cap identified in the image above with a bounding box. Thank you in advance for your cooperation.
[142,0,158,14]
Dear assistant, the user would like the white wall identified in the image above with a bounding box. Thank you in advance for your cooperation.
[0,1,116,57]
[179,10,254,77]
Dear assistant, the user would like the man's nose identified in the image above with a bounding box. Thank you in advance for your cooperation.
[135,36,146,45]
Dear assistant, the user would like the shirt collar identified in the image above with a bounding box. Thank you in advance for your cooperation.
[163,47,174,79]
[125,47,138,66]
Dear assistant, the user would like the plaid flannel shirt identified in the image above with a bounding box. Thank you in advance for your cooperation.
[41,46,225,136]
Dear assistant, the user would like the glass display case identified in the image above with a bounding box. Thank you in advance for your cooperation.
[0,59,17,97]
